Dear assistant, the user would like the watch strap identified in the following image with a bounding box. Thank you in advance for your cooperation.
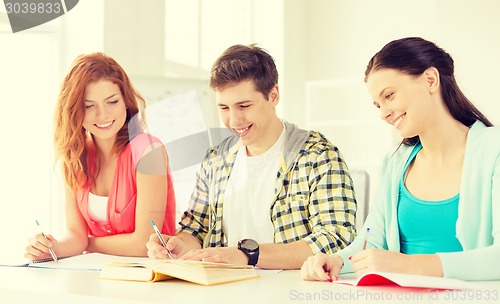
[246,250,259,266]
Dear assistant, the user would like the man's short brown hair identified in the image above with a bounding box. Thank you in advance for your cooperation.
[209,44,278,99]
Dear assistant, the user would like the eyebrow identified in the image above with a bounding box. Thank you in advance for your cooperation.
[217,100,252,107]
[378,87,390,99]
[85,93,119,103]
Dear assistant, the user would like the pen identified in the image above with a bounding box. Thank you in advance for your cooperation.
[362,227,370,250]
[35,220,58,263]
[151,220,173,260]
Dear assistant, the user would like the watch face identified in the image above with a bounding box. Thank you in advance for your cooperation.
[241,239,259,251]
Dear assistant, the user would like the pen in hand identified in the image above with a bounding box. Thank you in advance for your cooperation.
[151,220,173,260]
[362,227,370,250]
[35,220,58,263]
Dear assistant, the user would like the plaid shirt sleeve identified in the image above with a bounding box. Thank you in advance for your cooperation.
[302,140,357,255]
[273,132,357,255]
[177,148,215,246]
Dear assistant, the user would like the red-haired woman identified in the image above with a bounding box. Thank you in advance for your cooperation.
[25,53,176,259]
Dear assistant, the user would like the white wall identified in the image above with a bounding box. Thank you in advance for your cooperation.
[0,32,59,259]
[283,0,500,126]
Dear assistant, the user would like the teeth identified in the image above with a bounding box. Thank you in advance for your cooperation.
[393,115,405,127]
[235,127,249,134]
[96,121,113,128]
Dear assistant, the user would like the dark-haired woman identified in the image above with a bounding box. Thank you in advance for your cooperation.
[302,37,499,281]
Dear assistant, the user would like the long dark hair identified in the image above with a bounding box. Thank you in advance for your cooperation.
[365,37,492,146]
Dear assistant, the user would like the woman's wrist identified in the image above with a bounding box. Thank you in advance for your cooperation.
[408,254,443,277]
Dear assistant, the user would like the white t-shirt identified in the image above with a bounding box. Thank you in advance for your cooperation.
[222,124,286,246]
[88,192,109,223]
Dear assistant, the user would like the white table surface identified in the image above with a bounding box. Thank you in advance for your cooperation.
[1,266,499,304]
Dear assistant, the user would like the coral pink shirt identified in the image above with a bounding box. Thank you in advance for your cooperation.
[77,133,176,237]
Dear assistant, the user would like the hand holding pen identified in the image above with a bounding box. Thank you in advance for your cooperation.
[362,227,370,250]
[151,220,174,259]
[35,220,58,263]
[346,227,370,263]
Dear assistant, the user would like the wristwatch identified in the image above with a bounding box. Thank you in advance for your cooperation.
[237,239,259,266]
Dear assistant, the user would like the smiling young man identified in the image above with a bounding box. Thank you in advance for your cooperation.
[146,44,357,269]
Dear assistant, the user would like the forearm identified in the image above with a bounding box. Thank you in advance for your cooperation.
[55,231,89,257]
[87,231,151,257]
[438,246,500,280]
[257,240,313,270]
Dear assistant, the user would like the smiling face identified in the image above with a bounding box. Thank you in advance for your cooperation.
[216,79,282,156]
[83,79,127,147]
[366,68,436,139]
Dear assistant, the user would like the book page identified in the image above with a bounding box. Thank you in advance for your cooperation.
[151,260,259,285]
[100,259,259,285]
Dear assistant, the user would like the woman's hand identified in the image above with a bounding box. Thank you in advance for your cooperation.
[301,253,344,281]
[25,233,59,261]
[351,248,443,277]
[350,248,408,274]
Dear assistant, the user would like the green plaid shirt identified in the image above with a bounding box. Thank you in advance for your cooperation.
[179,121,357,255]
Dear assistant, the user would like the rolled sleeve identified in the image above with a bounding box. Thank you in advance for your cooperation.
[272,133,357,255]
[178,152,213,246]
[303,146,357,255]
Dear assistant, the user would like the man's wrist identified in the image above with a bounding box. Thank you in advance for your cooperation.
[238,239,260,266]
[333,254,344,268]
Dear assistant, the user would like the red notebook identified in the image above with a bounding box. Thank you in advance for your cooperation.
[334,272,477,290]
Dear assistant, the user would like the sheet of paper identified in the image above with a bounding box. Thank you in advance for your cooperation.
[1,253,150,271]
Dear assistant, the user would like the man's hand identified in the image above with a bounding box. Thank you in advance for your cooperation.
[180,247,248,265]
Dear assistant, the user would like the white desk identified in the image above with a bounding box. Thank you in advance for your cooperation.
[1,266,499,304]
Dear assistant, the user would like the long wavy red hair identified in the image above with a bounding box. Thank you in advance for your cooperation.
[54,52,146,191]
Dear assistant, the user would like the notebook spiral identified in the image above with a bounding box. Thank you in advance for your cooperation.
[31,253,82,264]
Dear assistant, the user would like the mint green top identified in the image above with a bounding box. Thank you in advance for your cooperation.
[337,121,500,281]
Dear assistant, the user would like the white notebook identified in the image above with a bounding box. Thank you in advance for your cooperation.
[0,252,149,271]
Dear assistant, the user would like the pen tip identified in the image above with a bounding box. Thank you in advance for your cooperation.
[151,220,155,226]
[35,220,40,226]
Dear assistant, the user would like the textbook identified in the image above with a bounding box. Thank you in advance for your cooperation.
[99,259,259,286]
[334,271,476,290]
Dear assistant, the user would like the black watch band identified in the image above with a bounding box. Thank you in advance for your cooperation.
[238,239,259,266]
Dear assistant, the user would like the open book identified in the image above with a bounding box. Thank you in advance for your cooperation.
[99,259,259,286]
[334,271,476,290]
